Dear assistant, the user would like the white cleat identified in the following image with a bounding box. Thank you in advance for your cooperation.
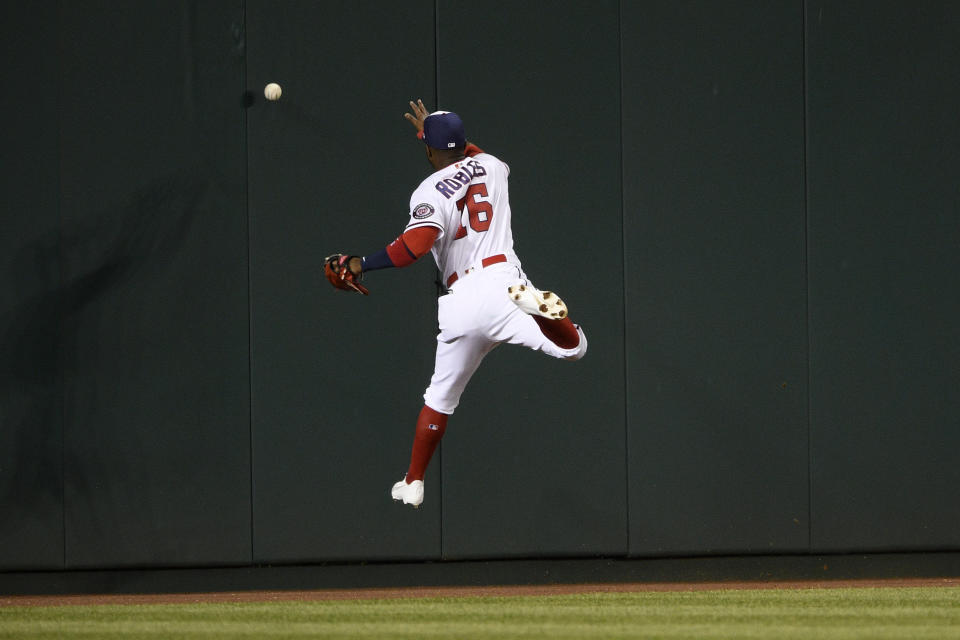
[507,284,568,319]
[391,478,424,508]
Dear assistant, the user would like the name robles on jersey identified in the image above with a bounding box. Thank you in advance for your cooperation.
[433,159,487,198]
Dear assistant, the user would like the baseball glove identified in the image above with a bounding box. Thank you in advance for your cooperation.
[324,254,370,295]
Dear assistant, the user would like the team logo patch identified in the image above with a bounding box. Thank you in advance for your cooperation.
[413,203,435,219]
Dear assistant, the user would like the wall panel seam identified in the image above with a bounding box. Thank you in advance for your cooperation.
[618,0,630,555]
[57,0,67,571]
[802,0,813,554]
[243,0,254,565]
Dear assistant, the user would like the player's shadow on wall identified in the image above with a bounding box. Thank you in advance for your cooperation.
[0,172,205,543]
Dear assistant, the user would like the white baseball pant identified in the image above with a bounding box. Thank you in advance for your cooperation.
[423,263,588,414]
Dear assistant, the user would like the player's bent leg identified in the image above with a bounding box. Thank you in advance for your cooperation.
[506,283,587,359]
[500,308,587,361]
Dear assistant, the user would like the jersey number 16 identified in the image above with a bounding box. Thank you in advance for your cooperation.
[454,183,492,239]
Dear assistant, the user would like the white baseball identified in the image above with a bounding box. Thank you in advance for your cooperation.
[264,83,282,101]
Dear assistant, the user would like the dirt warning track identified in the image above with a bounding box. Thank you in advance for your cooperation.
[2,577,957,607]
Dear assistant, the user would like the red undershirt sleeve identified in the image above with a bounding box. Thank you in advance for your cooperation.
[385,226,440,267]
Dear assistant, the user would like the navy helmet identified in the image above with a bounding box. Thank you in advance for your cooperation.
[423,111,465,149]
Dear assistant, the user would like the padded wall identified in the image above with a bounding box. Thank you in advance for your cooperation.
[0,2,63,570]
[58,1,251,567]
[806,0,960,551]
[622,0,810,555]
[2,0,959,573]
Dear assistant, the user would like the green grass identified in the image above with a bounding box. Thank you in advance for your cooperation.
[1,587,959,639]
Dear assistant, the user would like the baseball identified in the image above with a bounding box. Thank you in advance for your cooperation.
[264,82,282,101]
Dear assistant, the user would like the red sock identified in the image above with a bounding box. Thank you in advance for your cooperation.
[405,405,449,482]
[532,316,580,349]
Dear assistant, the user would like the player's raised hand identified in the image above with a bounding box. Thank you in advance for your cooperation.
[404,99,429,133]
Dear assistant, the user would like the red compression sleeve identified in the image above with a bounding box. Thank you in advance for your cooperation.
[404,404,449,482]
[532,316,581,349]
[464,142,484,157]
[385,226,439,268]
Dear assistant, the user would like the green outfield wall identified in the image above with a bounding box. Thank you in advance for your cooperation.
[1,0,957,572]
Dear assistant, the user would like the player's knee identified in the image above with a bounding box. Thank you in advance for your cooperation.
[563,328,588,361]
[423,388,459,415]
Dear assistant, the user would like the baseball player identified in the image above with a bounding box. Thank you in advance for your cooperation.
[325,99,587,508]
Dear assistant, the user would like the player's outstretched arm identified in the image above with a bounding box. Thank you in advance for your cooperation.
[361,226,439,273]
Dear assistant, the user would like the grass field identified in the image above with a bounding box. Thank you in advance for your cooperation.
[2,586,959,639]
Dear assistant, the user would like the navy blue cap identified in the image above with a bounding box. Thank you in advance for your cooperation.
[423,111,466,149]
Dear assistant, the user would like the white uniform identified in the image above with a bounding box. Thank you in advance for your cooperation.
[403,151,588,415]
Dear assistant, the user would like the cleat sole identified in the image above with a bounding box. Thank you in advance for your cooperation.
[508,285,569,319]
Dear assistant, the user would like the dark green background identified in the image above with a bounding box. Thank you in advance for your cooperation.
[1,0,957,572]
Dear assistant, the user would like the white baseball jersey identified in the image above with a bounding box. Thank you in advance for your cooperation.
[403,152,522,285]
[401,149,587,415]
